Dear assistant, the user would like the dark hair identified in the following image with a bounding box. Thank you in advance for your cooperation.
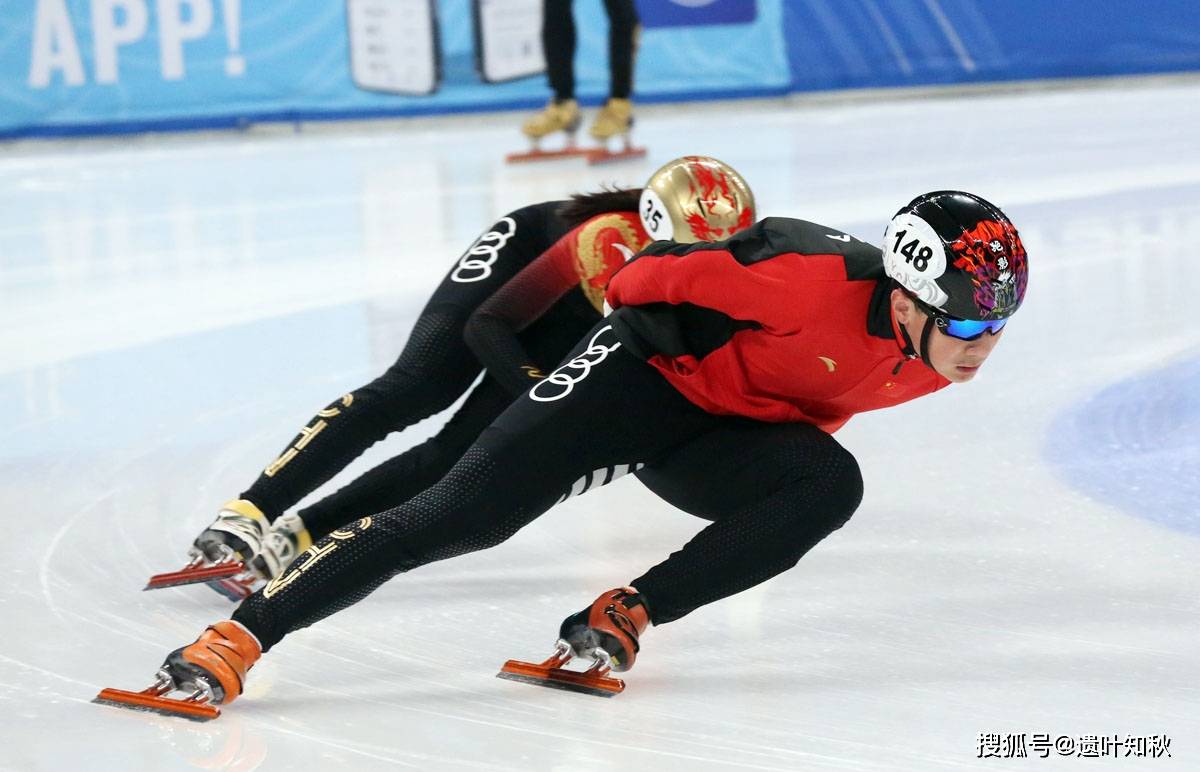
[557,186,643,229]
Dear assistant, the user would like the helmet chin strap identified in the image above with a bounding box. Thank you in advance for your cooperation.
[896,314,938,370]
[892,294,938,370]
[918,316,936,369]
[896,320,918,359]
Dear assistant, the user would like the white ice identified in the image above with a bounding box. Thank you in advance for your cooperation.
[1,77,1198,771]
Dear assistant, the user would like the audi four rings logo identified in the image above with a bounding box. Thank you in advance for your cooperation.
[451,217,517,283]
[530,325,621,402]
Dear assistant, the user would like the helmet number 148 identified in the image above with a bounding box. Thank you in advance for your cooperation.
[891,230,933,272]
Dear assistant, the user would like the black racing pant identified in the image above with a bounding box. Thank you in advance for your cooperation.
[233,323,864,651]
[544,0,639,102]
[296,377,513,541]
[241,202,584,527]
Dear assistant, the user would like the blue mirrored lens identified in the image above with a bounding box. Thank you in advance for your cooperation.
[942,317,1007,340]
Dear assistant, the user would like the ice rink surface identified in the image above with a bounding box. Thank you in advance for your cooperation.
[2,77,1197,770]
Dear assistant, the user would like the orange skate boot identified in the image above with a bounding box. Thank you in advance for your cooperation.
[498,587,650,697]
[94,620,262,720]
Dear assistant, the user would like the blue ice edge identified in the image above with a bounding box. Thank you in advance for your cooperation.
[1045,353,1200,535]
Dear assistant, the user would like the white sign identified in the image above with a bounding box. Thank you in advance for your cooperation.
[476,0,544,83]
[347,0,438,95]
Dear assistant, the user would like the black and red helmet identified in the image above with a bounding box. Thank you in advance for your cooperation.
[882,191,1028,322]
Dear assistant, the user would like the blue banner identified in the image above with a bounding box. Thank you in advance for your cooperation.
[637,0,757,28]
[0,0,1197,138]
[781,0,1200,91]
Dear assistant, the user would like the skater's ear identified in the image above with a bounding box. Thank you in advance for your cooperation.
[890,288,924,325]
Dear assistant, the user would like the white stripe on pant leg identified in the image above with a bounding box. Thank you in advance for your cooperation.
[569,470,593,498]
[558,462,644,502]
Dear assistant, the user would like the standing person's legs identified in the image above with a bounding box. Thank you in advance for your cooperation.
[230,323,723,652]
[542,0,576,102]
[632,421,864,624]
[602,0,638,99]
[238,204,564,522]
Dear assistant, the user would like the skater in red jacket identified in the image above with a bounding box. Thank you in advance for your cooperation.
[105,191,1027,713]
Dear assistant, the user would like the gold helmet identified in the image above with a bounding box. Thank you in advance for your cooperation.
[639,156,756,243]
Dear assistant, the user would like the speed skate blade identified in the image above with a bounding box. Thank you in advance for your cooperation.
[93,687,220,721]
[207,574,260,602]
[497,659,624,697]
[144,561,245,591]
[505,147,592,164]
[587,146,647,165]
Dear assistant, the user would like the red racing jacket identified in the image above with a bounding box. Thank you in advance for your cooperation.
[605,217,951,432]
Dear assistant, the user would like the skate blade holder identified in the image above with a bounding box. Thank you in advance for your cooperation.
[586,133,646,165]
[93,671,220,721]
[505,140,593,164]
[497,642,625,697]
[506,128,593,163]
[144,554,246,592]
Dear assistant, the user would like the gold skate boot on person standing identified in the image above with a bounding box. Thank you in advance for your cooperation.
[508,99,588,163]
[522,98,581,140]
[586,98,645,164]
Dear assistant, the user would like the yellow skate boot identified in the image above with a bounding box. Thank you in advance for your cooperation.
[191,499,270,564]
[521,99,581,141]
[589,98,634,141]
[586,99,644,163]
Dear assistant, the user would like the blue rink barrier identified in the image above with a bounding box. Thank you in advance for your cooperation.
[1,0,1198,138]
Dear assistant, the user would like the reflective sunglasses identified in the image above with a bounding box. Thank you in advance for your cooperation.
[912,296,1007,341]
